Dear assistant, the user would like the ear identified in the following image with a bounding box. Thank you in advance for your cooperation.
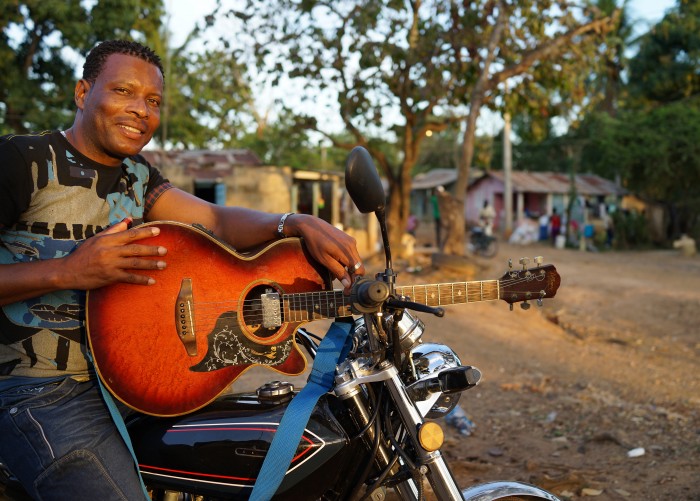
[74,79,91,109]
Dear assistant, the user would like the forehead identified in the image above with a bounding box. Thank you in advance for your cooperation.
[97,53,163,91]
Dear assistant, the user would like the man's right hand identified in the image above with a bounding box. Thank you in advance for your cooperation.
[0,220,168,307]
[61,220,168,290]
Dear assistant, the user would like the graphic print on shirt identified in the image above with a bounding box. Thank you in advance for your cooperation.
[0,132,156,374]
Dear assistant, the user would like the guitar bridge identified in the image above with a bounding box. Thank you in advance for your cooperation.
[176,278,197,356]
[260,291,282,328]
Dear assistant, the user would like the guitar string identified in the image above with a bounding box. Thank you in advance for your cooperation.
[176,275,548,325]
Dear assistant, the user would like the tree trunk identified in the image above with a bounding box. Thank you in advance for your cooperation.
[385,158,417,253]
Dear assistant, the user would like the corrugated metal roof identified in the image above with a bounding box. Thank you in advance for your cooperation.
[484,171,626,196]
[412,168,458,190]
[141,149,261,169]
[411,168,484,190]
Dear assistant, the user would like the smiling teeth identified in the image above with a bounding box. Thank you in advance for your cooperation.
[121,125,142,134]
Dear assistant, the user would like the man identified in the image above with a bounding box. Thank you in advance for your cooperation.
[430,186,443,250]
[478,200,496,237]
[0,39,364,500]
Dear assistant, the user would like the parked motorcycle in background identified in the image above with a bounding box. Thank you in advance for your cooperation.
[0,147,561,501]
[468,226,498,258]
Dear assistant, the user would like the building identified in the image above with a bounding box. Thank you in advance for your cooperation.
[465,170,627,231]
[140,149,378,254]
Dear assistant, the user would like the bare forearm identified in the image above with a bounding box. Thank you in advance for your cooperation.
[211,206,285,250]
[0,261,65,306]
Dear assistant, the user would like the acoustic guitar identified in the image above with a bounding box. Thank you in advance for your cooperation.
[87,221,560,416]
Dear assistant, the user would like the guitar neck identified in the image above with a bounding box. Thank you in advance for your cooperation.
[395,280,500,307]
[281,279,501,322]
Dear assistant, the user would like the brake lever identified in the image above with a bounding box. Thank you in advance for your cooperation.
[386,297,445,317]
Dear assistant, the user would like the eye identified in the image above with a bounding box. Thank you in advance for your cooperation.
[147,98,161,108]
[114,87,129,94]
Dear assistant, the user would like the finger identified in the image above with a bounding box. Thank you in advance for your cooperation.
[321,257,351,290]
[120,271,157,286]
[346,259,365,277]
[121,256,167,271]
[120,243,167,258]
[101,218,132,235]
[122,226,161,242]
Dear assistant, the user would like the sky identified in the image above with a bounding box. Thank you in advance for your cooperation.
[165,0,678,47]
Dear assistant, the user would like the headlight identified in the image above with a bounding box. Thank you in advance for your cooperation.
[406,343,463,418]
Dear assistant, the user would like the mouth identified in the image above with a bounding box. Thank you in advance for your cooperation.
[117,122,147,139]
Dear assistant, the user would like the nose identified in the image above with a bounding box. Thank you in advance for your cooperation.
[126,96,149,119]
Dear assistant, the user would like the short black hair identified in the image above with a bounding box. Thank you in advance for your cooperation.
[82,39,164,83]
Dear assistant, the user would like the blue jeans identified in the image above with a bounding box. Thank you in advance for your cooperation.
[0,377,146,500]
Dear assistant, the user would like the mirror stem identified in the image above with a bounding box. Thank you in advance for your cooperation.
[376,208,395,291]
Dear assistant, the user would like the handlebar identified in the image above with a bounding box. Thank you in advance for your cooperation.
[351,278,390,313]
[386,298,445,317]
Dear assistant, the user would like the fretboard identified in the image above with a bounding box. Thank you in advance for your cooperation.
[282,290,353,323]
[395,280,500,307]
[279,279,501,323]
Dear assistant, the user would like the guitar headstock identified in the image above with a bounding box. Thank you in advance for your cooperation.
[499,256,561,310]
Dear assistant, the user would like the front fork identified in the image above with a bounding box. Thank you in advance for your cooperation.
[383,365,464,500]
[335,361,463,501]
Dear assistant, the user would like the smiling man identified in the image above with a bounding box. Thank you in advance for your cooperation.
[0,39,364,500]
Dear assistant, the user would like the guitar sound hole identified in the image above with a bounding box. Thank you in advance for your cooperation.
[242,284,279,339]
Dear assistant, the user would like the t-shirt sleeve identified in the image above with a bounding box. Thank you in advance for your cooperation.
[0,139,33,228]
[143,161,173,217]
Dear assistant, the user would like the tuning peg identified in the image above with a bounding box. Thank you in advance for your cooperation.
[519,257,530,270]
[520,301,531,310]
[508,258,513,270]
[509,303,514,311]
[534,256,543,267]
[537,298,543,307]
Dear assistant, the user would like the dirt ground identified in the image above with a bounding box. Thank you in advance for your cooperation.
[391,231,700,500]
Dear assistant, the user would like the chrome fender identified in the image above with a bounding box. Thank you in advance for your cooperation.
[461,481,560,501]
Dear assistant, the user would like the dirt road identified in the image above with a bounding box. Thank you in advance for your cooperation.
[401,239,700,500]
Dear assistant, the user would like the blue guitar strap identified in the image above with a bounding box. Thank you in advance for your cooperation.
[249,320,353,501]
[87,351,151,500]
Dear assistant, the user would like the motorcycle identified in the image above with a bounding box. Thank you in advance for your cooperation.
[468,226,498,258]
[1,147,561,501]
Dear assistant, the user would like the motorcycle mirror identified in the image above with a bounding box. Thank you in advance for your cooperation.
[345,146,394,280]
[345,146,385,214]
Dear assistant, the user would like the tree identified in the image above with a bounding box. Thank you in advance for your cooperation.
[0,0,163,134]
[451,1,617,252]
[220,0,616,250]
[628,0,700,105]
[579,101,700,240]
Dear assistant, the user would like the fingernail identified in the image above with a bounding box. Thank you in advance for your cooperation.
[151,227,160,236]
[157,261,166,269]
[158,246,167,255]
[147,278,156,285]
[341,278,351,289]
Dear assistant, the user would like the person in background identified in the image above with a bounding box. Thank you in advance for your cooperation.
[431,186,444,250]
[478,200,496,237]
[0,39,364,500]
[538,213,549,241]
[550,207,562,246]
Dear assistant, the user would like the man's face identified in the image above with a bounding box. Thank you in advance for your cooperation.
[74,53,163,166]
